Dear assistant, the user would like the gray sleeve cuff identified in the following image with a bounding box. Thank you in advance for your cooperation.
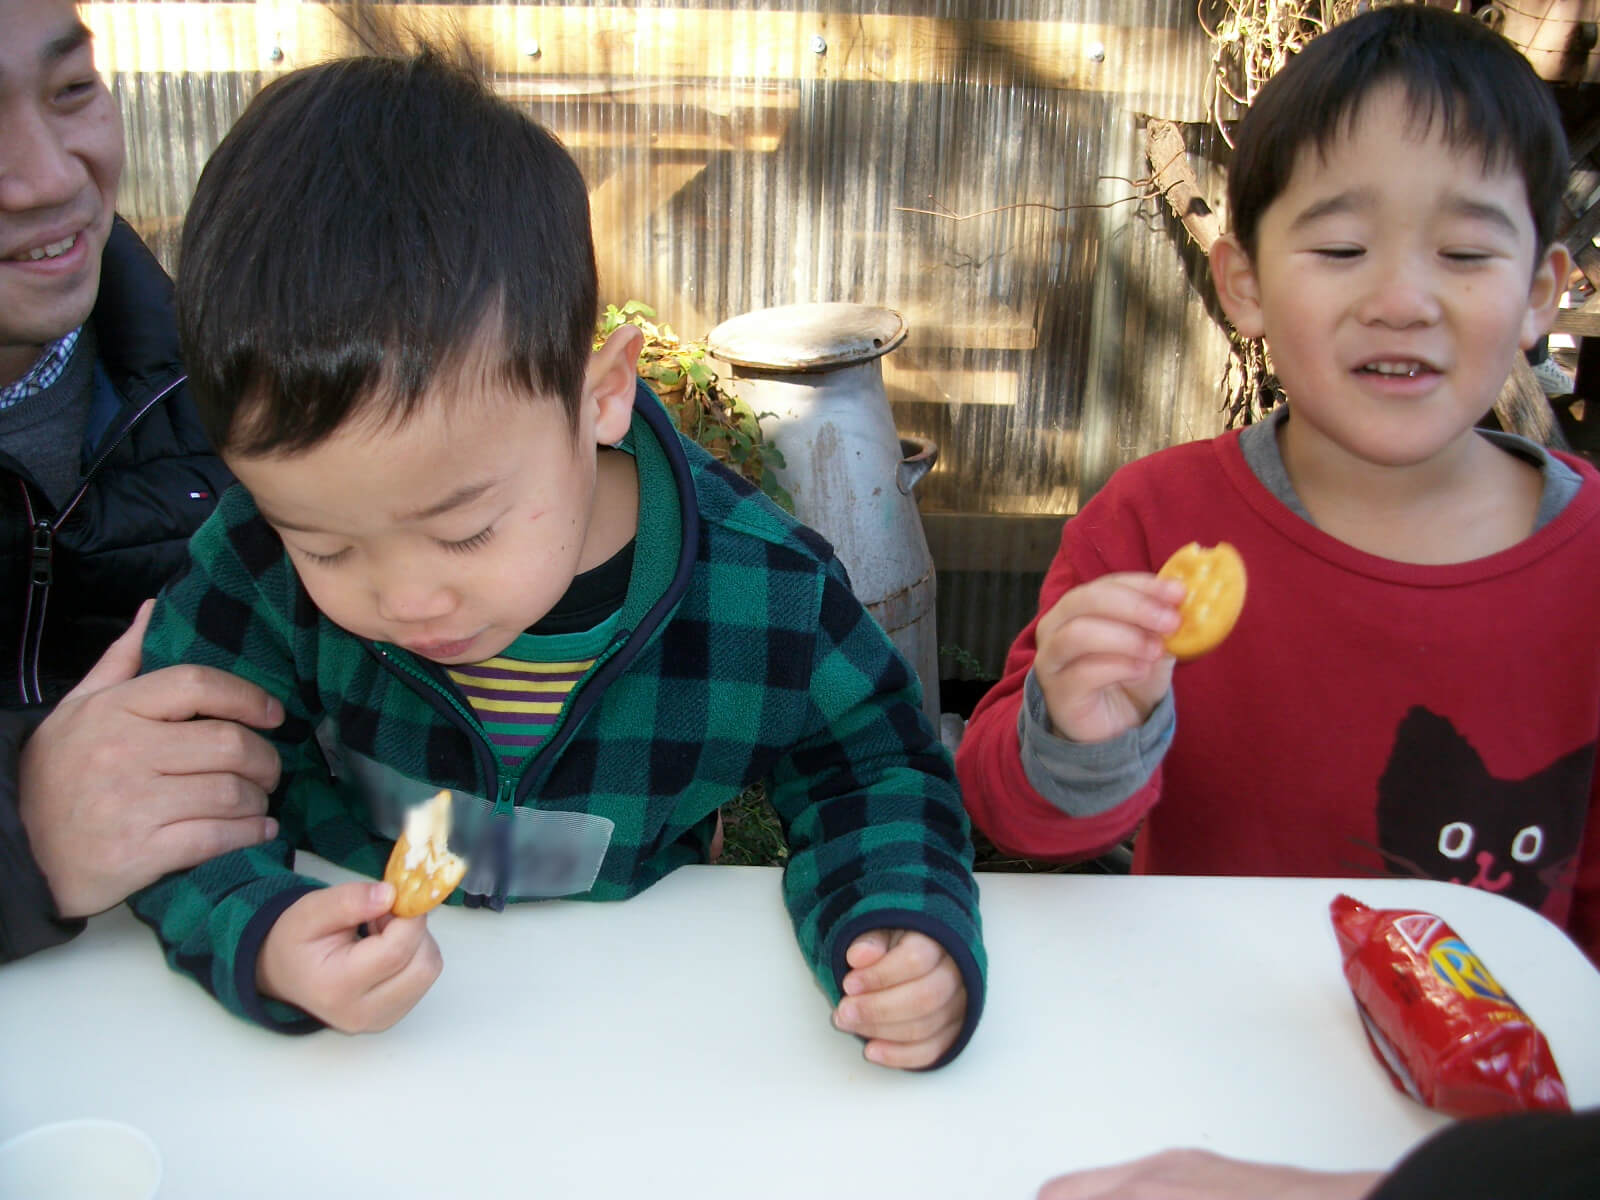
[1017,669,1174,818]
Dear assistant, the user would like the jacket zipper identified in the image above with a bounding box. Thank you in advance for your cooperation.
[372,646,512,806]
[373,646,524,905]
[15,375,187,704]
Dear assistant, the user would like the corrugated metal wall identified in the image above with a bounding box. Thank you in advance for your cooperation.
[88,1,1236,682]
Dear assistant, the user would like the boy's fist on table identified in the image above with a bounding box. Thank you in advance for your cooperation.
[833,928,966,1069]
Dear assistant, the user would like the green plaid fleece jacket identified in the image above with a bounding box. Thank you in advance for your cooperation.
[131,385,986,1064]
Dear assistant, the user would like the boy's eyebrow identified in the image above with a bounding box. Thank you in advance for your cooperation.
[1288,190,1521,236]
[255,481,498,535]
[1287,189,1376,230]
[253,504,326,535]
[1440,194,1520,236]
[394,480,499,523]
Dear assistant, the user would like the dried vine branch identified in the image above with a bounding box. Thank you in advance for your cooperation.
[893,176,1170,223]
[1199,0,1374,145]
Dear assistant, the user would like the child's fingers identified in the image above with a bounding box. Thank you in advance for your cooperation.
[1037,617,1170,681]
[1046,647,1172,701]
[292,880,394,939]
[835,959,963,1040]
[840,994,964,1048]
[1038,573,1183,649]
[841,929,940,995]
[844,929,891,971]
[860,1019,962,1070]
[341,931,444,1032]
[344,913,433,989]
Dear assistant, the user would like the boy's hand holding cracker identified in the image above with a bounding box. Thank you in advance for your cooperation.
[256,881,443,1033]
[1034,572,1186,743]
[833,929,966,1069]
[1035,545,1245,743]
[256,791,466,1031]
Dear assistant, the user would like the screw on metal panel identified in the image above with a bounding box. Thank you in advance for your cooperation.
[522,40,542,60]
[1086,41,1106,63]
[268,45,284,64]
[811,34,827,56]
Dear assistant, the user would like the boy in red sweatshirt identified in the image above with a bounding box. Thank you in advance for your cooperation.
[957,5,1599,965]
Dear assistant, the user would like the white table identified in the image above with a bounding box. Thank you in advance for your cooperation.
[4,865,1597,1199]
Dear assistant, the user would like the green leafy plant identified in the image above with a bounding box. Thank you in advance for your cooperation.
[939,643,997,682]
[598,301,792,511]
[715,783,790,867]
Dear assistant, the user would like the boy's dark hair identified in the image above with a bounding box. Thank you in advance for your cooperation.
[1227,5,1568,260]
[177,45,596,455]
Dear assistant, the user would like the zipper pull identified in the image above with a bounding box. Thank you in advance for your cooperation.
[495,775,517,815]
[491,776,516,911]
[30,521,53,587]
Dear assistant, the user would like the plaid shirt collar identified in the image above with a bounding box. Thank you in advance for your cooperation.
[0,327,83,411]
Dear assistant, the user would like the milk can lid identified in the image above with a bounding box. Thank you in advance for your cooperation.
[706,302,907,371]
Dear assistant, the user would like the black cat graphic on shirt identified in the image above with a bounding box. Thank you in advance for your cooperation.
[1375,706,1592,910]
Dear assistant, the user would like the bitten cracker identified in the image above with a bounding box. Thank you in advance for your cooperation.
[1156,541,1247,661]
[383,789,468,918]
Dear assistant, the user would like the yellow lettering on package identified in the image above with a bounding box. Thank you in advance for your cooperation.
[1430,937,1511,1004]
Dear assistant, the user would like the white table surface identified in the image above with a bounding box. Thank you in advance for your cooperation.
[3,864,1597,1199]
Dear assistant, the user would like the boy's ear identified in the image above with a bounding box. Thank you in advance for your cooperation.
[1209,234,1266,340]
[584,322,645,446]
[1520,243,1573,351]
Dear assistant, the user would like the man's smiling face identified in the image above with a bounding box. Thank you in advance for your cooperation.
[0,0,124,386]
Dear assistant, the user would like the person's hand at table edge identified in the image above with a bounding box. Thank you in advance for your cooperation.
[18,599,284,918]
[832,928,966,1069]
[256,881,443,1033]
[1037,1148,1380,1200]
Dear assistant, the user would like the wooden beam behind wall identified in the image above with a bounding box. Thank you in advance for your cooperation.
[81,3,1210,121]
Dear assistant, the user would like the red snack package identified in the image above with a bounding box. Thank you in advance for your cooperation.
[1330,893,1569,1117]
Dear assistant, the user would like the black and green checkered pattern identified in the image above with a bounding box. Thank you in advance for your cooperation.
[130,388,985,1062]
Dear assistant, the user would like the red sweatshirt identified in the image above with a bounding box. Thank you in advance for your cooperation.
[957,429,1600,965]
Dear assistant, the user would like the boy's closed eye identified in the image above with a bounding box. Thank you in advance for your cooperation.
[292,544,352,567]
[439,525,497,555]
[1439,248,1496,266]
[288,523,500,567]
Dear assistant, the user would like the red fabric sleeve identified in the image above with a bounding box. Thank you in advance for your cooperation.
[955,519,1160,861]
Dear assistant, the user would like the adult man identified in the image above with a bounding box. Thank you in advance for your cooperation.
[0,0,279,960]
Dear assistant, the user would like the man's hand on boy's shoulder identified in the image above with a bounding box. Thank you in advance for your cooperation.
[18,600,284,918]
[257,881,443,1033]
[832,929,966,1070]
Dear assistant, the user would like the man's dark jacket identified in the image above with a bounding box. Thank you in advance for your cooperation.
[0,218,232,961]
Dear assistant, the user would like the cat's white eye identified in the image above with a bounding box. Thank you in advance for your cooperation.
[1437,821,1473,860]
[1511,826,1543,863]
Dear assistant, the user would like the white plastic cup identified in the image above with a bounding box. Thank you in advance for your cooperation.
[0,1118,162,1199]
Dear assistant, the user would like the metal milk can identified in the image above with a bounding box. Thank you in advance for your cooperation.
[707,302,940,721]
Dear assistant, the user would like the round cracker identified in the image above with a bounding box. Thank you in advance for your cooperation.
[1156,541,1247,661]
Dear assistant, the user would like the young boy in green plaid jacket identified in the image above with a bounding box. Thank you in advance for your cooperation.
[129,47,985,1070]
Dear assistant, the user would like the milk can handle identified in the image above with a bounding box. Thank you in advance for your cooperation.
[897,436,939,495]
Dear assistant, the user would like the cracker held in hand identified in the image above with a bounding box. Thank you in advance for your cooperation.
[1156,541,1247,661]
[384,789,468,918]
